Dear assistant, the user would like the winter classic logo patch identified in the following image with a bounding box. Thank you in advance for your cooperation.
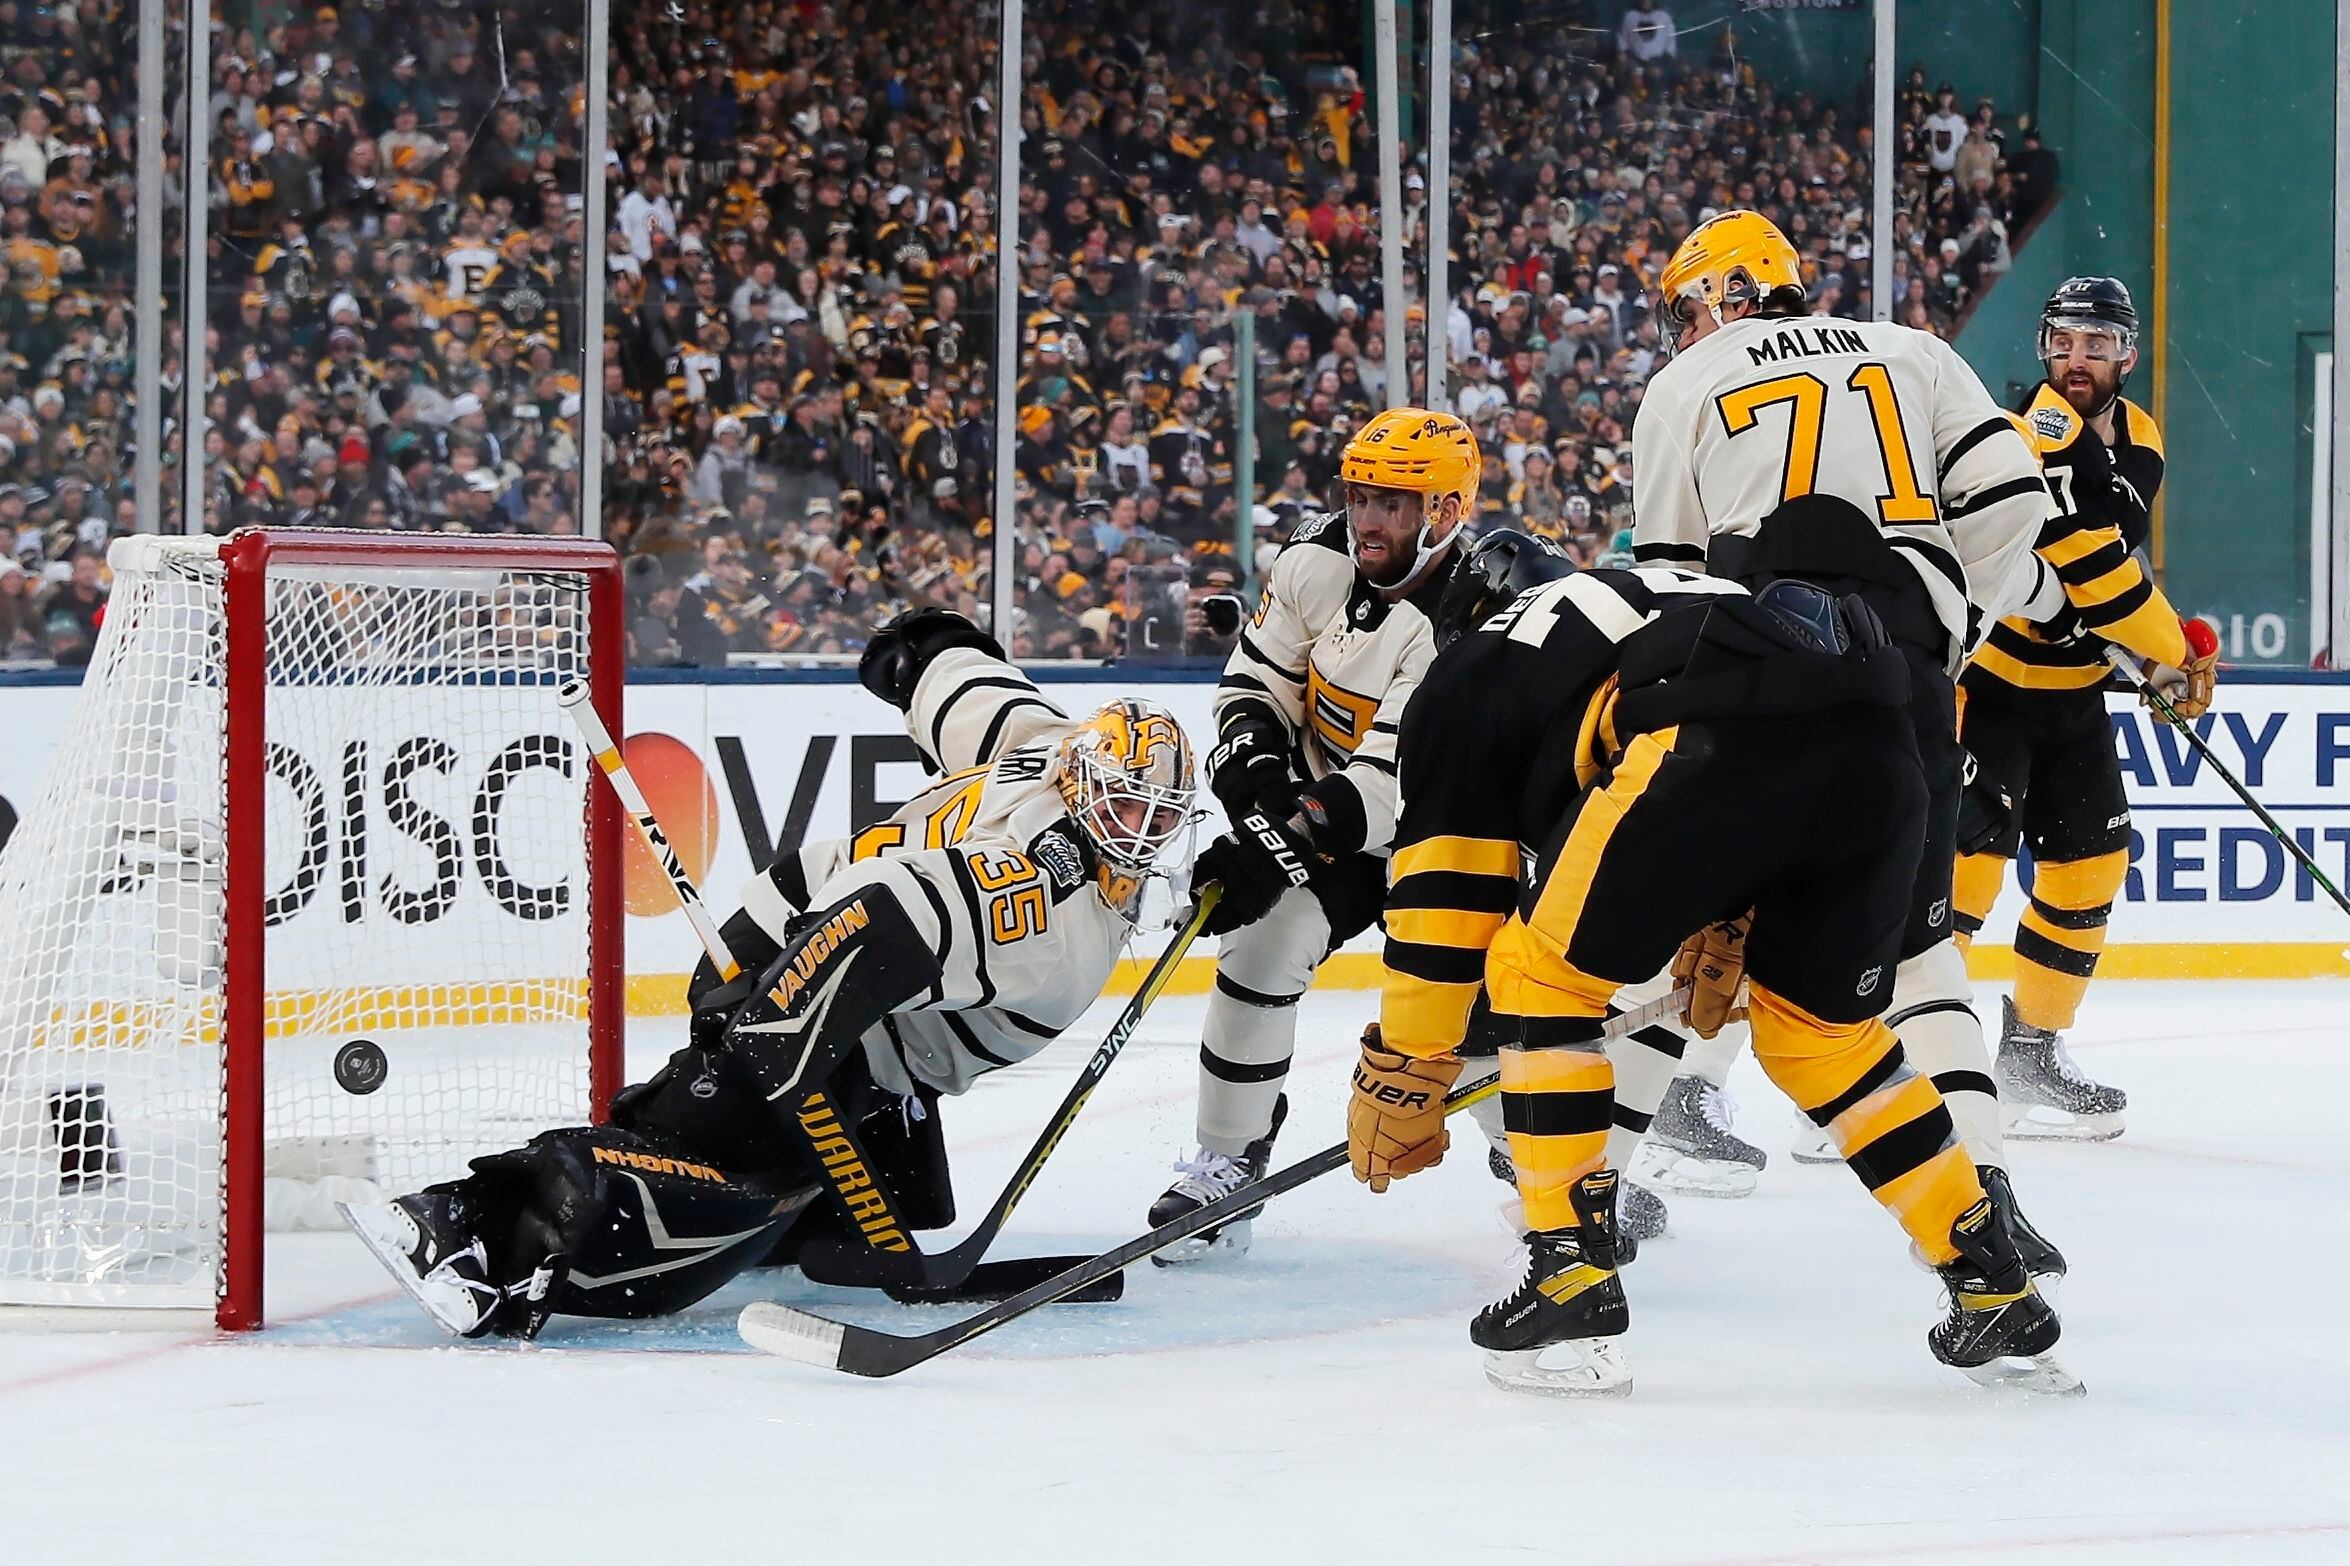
[2030,404,2072,444]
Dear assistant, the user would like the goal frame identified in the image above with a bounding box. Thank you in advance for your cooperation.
[216,529,627,1329]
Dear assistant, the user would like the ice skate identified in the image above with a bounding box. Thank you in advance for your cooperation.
[1632,1075,1767,1196]
[1997,997,2125,1141]
[1148,1096,1286,1266]
[1788,1110,1842,1165]
[1929,1196,2082,1397]
[340,1193,507,1338]
[1980,1163,2066,1281]
[1472,1171,1632,1396]
[1487,1146,1664,1257]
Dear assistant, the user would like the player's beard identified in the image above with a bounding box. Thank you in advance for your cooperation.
[2055,359,2123,418]
[1350,518,1416,587]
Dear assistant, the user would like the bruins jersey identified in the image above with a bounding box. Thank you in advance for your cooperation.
[1631,314,2059,670]
[726,647,1145,1098]
[1968,386,2184,691]
[1381,566,1747,1056]
[1214,512,1448,858]
[441,241,498,303]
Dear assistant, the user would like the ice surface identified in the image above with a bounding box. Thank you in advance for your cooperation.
[3,981,2347,1564]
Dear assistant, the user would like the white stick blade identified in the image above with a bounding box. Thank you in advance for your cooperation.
[739,1301,850,1367]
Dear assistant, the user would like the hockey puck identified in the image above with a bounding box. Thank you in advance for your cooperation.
[333,1040,389,1096]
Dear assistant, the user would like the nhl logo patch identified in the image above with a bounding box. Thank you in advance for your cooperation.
[1856,966,1882,997]
[2030,404,2072,444]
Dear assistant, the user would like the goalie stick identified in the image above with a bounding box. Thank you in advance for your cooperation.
[563,676,1212,1295]
[739,987,1690,1377]
[794,890,1218,1292]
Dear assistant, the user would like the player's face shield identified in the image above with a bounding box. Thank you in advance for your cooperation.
[1344,481,1434,585]
[2040,321,2136,414]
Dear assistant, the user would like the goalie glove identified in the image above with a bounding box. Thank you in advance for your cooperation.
[1955,750,2017,857]
[1669,914,1751,1039]
[1347,1024,1463,1192]
[2142,616,2220,721]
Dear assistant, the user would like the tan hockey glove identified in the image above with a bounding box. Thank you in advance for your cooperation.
[1348,1024,1464,1192]
[1670,913,1752,1039]
[2143,616,2220,721]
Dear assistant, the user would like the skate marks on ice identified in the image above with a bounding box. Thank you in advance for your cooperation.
[264,1234,1488,1361]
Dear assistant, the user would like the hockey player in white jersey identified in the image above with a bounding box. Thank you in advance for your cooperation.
[344,609,1198,1337]
[1142,408,1473,1261]
[1622,209,2067,1270]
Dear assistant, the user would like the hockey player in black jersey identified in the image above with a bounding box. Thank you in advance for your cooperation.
[341,610,1201,1339]
[1351,532,2074,1397]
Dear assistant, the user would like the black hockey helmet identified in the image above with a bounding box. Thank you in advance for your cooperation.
[1432,527,1575,649]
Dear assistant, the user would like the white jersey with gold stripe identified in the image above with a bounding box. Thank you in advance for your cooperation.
[1631,313,2061,669]
[1212,511,1449,857]
[728,646,1144,1098]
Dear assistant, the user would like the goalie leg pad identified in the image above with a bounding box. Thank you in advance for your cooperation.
[447,1125,819,1327]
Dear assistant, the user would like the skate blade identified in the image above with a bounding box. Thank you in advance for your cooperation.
[2002,1104,2125,1142]
[1960,1352,2085,1398]
[1150,1218,1252,1268]
[1630,1143,1759,1198]
[336,1201,480,1339]
[1481,1339,1632,1398]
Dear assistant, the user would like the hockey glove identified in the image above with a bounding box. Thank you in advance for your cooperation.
[857,608,1005,711]
[1206,710,1301,823]
[1955,750,2017,857]
[2142,616,2220,721]
[688,971,756,1053]
[1348,1024,1463,1191]
[1194,810,1315,935]
[1669,913,1751,1039]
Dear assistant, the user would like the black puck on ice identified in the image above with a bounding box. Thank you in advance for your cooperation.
[334,1040,389,1096]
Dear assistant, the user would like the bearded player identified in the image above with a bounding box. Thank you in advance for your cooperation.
[1952,277,2218,1138]
[1144,408,1473,1260]
[343,610,1200,1338]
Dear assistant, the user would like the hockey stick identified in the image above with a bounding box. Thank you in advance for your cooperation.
[795,888,1220,1293]
[2106,648,2350,922]
[559,680,741,980]
[740,987,1689,1377]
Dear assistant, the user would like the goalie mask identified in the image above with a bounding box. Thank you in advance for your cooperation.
[1055,699,1200,909]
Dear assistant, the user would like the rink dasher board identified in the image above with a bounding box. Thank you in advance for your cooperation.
[0,674,2342,998]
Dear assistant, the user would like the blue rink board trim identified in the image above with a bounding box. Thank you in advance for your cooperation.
[269,1236,1486,1360]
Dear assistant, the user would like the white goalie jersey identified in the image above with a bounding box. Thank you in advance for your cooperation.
[1631,314,2062,667]
[727,647,1142,1098]
[1213,512,1447,856]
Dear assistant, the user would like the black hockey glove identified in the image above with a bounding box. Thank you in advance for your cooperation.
[688,969,756,1053]
[1195,810,1316,935]
[1955,750,2017,857]
[1206,710,1300,822]
[857,608,1005,711]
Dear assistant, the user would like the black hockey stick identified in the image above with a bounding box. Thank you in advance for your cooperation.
[740,988,1687,1376]
[2107,649,2350,921]
[794,889,1220,1293]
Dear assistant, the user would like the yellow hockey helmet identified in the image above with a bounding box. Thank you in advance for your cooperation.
[1658,210,1806,343]
[1340,407,1480,516]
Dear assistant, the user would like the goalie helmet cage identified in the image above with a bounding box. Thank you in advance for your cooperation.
[0,530,625,1330]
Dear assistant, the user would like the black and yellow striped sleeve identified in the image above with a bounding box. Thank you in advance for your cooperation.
[2037,514,2188,668]
[1381,833,1519,1058]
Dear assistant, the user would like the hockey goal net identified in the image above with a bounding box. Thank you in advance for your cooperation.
[0,530,623,1328]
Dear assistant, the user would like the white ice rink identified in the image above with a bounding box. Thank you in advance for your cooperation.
[2,980,2346,1564]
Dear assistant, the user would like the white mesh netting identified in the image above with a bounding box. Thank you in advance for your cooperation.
[0,535,601,1311]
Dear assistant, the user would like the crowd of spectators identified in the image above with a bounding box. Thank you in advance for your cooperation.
[0,0,2058,667]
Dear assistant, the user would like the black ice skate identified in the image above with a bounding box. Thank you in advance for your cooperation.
[1472,1171,1632,1396]
[340,1192,509,1338]
[1486,1146,1666,1257]
[1979,1164,2066,1282]
[1929,1196,2082,1396]
[1149,1096,1286,1266]
[1632,1075,1768,1196]
[1997,996,2125,1141]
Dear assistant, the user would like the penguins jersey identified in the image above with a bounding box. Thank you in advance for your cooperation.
[1631,313,2062,669]
[1214,511,1447,857]
[725,646,1143,1099]
[1970,386,2184,691]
